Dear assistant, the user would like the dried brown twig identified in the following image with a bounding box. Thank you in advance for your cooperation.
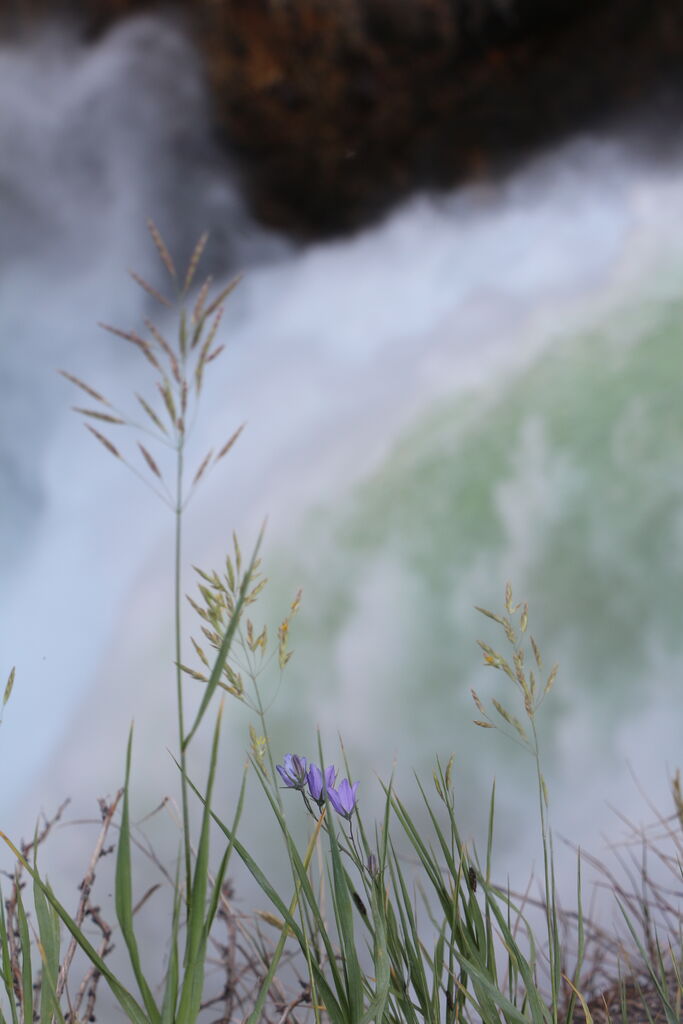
[56,792,122,1005]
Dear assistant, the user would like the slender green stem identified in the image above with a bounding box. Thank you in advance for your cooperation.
[531,717,558,1023]
[252,678,281,809]
[174,428,192,907]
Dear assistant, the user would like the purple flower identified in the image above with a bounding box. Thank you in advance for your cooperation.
[276,754,308,790]
[306,763,337,806]
[328,778,359,819]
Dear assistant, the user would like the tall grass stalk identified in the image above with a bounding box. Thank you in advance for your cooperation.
[473,584,564,1016]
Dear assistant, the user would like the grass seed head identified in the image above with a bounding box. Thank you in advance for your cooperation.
[157,380,178,430]
[85,424,121,459]
[204,273,243,319]
[444,753,454,791]
[129,269,172,308]
[135,393,168,436]
[192,275,212,329]
[471,688,485,715]
[474,605,505,626]
[544,664,558,696]
[249,724,268,774]
[3,667,15,707]
[492,698,513,726]
[99,322,163,371]
[73,407,125,425]
[58,371,111,406]
[146,218,176,281]
[503,617,517,645]
[145,318,181,382]
[192,450,214,487]
[138,443,163,480]
[178,662,208,683]
[190,637,209,668]
[520,602,529,632]
[215,424,245,464]
[672,771,683,832]
[184,231,208,294]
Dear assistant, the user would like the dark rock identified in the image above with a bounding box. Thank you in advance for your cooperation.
[5,0,683,235]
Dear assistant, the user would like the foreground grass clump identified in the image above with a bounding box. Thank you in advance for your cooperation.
[0,224,681,1024]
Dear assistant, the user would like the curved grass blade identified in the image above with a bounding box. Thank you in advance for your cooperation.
[160,864,182,1024]
[327,811,364,1021]
[15,887,32,1024]
[358,882,391,1024]
[0,889,19,1024]
[176,704,223,1024]
[32,876,61,1024]
[114,728,161,1024]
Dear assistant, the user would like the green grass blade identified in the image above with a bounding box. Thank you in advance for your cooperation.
[31,888,67,1024]
[431,926,446,1020]
[0,888,19,1024]
[327,813,364,1021]
[114,728,161,1023]
[32,876,60,1024]
[388,790,449,914]
[564,854,585,1024]
[160,863,182,1024]
[14,887,32,1024]
[358,882,391,1024]
[198,764,248,969]
[480,879,549,1024]
[177,704,223,1024]
[450,948,531,1024]
[485,781,496,883]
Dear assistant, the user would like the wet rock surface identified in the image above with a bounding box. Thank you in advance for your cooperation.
[5,0,683,235]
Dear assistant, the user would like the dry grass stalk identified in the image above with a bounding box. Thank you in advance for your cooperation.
[2,798,119,1022]
[55,793,122,1005]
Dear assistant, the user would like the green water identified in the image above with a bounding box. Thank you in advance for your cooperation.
[262,282,683,860]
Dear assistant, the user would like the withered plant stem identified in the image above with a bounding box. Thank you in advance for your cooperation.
[56,791,121,1000]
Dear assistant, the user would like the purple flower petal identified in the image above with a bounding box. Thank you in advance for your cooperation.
[328,778,359,818]
[306,764,323,801]
[307,763,337,805]
[276,754,308,790]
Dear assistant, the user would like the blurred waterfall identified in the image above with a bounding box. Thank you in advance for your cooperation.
[2,11,683,925]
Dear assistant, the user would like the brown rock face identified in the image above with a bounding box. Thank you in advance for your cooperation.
[5,0,683,235]
[202,0,683,234]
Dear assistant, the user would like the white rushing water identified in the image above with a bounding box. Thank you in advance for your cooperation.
[2,12,683,926]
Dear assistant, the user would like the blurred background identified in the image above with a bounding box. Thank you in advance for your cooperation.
[3,0,683,928]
